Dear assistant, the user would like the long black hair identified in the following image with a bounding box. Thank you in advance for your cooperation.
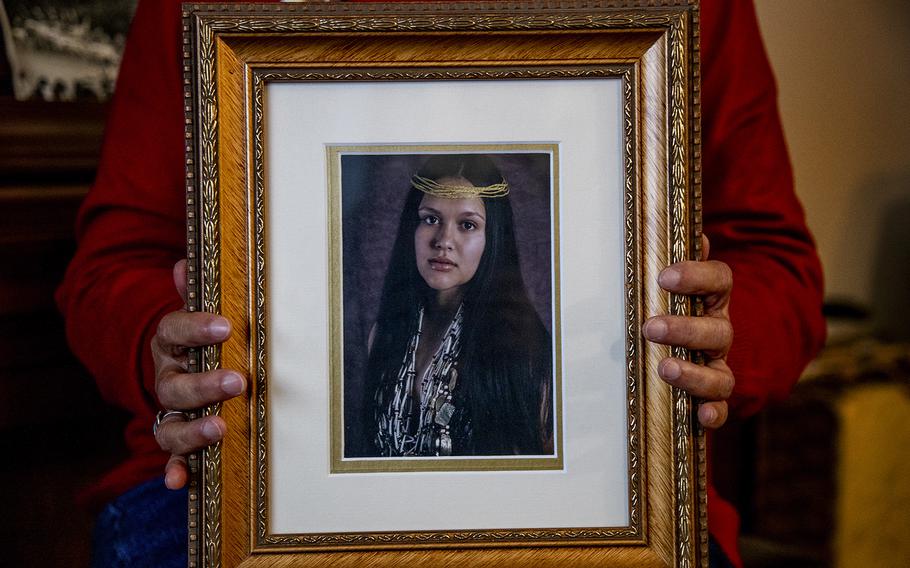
[365,154,553,455]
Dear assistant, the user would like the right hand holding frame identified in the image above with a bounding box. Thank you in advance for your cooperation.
[151,259,247,489]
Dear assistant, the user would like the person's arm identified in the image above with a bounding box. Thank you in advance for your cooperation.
[56,0,247,490]
[643,6,826,564]
[644,0,826,425]
[56,0,188,419]
[700,0,825,418]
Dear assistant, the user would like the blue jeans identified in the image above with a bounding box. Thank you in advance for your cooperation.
[709,535,736,567]
[92,477,187,568]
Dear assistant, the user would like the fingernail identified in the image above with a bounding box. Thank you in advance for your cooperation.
[644,319,668,340]
[202,419,222,441]
[659,268,681,289]
[702,406,717,425]
[221,373,244,396]
[661,359,681,381]
[164,468,181,490]
[209,319,230,338]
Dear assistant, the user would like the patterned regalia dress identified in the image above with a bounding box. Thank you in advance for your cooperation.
[373,304,473,456]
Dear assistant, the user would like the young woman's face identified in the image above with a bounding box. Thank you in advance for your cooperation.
[414,184,487,301]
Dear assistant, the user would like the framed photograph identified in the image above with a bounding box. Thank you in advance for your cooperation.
[329,145,563,473]
[184,1,705,567]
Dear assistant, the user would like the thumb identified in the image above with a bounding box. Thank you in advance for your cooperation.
[173,259,189,306]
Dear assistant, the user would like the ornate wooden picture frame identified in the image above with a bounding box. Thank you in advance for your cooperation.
[184,1,704,567]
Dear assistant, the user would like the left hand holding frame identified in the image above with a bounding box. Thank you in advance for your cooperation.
[643,234,734,429]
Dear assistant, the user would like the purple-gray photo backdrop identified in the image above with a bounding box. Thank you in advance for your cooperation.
[341,152,554,454]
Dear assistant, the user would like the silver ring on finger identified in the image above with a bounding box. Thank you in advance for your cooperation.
[153,409,189,436]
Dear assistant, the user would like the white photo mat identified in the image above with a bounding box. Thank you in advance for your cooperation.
[265,78,628,535]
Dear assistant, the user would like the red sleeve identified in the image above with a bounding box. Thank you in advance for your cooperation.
[701,0,826,418]
[55,0,189,419]
[56,0,281,506]
[701,3,825,564]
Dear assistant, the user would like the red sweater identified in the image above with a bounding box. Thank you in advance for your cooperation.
[56,1,825,566]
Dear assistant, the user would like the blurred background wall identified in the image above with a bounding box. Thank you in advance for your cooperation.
[757,0,910,327]
[0,1,908,567]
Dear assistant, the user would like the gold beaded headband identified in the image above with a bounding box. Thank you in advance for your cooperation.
[411,175,510,199]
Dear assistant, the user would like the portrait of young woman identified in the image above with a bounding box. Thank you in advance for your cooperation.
[336,151,559,465]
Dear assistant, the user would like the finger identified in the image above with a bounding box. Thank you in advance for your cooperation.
[157,367,246,410]
[173,259,188,306]
[658,357,734,401]
[658,259,732,299]
[164,454,188,490]
[698,400,728,429]
[155,311,231,352]
[701,234,710,261]
[642,315,733,357]
[155,415,226,456]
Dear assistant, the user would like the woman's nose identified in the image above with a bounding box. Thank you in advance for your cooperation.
[433,223,454,250]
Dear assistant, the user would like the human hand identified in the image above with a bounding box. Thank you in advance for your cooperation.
[642,235,734,429]
[151,259,247,489]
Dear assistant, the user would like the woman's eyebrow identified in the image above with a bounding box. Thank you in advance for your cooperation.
[417,206,485,220]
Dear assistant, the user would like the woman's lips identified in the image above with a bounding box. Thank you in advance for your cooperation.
[428,257,456,271]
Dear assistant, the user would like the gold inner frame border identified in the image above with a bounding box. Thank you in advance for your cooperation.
[324,141,565,476]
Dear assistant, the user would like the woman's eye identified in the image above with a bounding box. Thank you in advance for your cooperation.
[421,215,439,225]
[461,221,476,231]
